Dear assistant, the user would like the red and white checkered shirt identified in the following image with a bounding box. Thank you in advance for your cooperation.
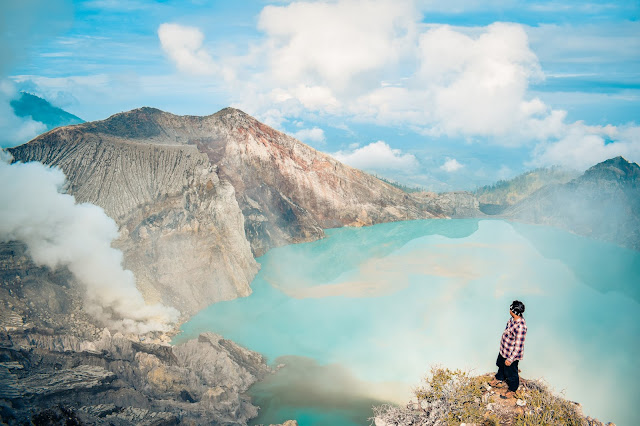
[499,316,527,363]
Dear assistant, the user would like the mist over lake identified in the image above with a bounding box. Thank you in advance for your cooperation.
[176,219,640,426]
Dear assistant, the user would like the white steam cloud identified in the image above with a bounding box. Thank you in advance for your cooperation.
[0,155,179,334]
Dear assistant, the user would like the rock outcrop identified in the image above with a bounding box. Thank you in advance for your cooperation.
[0,242,270,425]
[411,191,482,218]
[373,369,616,426]
[8,107,480,315]
[504,156,640,250]
[1,330,270,425]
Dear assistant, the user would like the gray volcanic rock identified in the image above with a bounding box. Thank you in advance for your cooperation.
[504,156,640,250]
[5,365,116,398]
[0,241,270,426]
[1,330,269,425]
[0,241,98,338]
[0,242,270,425]
[8,107,479,316]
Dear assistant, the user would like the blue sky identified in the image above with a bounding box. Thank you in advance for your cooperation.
[1,0,639,190]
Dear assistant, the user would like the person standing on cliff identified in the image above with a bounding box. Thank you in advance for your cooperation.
[490,300,527,399]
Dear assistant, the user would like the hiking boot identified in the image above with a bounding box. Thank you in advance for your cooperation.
[489,379,506,388]
[500,390,517,399]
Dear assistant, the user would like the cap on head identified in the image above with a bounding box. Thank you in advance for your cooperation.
[510,300,525,316]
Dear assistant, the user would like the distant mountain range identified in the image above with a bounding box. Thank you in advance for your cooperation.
[474,166,579,213]
[504,156,640,250]
[472,156,640,250]
[10,92,84,130]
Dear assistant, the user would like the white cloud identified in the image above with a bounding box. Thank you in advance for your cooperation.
[350,86,430,125]
[158,23,216,75]
[249,4,550,141]
[441,158,464,172]
[530,122,640,170]
[332,141,418,171]
[152,4,589,151]
[293,127,326,144]
[251,14,556,145]
[417,23,544,138]
[293,85,341,111]
[151,3,640,176]
[257,0,416,92]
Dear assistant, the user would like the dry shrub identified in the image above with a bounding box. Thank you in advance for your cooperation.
[372,367,496,426]
[515,380,586,426]
[372,368,587,426]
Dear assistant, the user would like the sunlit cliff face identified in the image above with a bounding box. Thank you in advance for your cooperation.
[178,219,640,426]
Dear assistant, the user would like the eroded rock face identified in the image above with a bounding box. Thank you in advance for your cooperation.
[0,242,97,339]
[8,127,258,316]
[0,244,270,425]
[0,330,269,425]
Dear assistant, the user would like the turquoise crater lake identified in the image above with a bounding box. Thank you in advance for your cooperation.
[175,219,640,425]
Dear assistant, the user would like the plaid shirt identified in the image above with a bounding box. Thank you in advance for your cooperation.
[499,316,527,363]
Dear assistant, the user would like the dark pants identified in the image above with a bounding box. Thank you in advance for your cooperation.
[495,354,519,391]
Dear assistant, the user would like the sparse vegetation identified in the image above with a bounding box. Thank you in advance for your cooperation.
[372,368,499,426]
[514,380,585,426]
[374,175,426,193]
[372,368,592,426]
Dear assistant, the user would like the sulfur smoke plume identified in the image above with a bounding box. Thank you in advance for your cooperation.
[0,153,180,333]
